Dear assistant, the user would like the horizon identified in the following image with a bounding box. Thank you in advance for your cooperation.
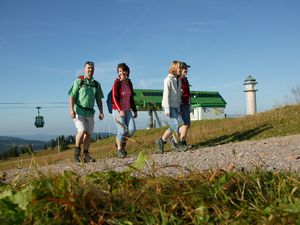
[0,130,116,142]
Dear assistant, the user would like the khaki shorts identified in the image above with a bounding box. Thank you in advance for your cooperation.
[74,115,94,135]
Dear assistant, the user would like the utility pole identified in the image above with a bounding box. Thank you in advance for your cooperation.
[57,136,60,153]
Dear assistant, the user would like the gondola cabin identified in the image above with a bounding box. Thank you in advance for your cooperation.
[34,107,44,128]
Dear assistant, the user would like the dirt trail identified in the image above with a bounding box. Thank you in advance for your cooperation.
[2,134,300,182]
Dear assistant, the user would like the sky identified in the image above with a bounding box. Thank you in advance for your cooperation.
[0,0,299,139]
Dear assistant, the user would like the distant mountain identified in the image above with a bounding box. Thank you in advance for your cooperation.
[15,134,60,142]
[16,132,115,142]
[0,136,46,152]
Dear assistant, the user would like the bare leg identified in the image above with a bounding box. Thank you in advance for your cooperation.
[75,131,84,147]
[162,129,172,141]
[116,139,122,149]
[82,132,91,150]
[179,125,189,141]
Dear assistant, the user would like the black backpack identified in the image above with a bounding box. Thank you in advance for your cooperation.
[106,90,113,114]
[78,75,99,90]
[106,81,122,114]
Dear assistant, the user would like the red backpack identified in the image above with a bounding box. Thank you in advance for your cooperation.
[78,75,99,90]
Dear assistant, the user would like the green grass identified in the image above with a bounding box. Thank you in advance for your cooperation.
[3,103,300,170]
[1,168,299,224]
[0,103,300,224]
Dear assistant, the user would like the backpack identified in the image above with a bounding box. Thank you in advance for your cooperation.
[106,80,121,114]
[106,90,113,114]
[78,75,99,90]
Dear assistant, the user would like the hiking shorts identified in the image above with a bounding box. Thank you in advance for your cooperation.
[180,104,191,126]
[165,107,181,133]
[74,115,94,135]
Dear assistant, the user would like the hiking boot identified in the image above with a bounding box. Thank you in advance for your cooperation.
[180,140,193,150]
[168,136,177,150]
[74,147,81,163]
[83,150,96,163]
[180,140,187,146]
[175,142,188,152]
[118,148,127,158]
[155,138,165,154]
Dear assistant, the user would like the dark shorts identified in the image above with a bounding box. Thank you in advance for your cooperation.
[180,104,191,126]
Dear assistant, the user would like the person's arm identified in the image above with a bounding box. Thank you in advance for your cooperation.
[68,79,80,118]
[95,82,104,120]
[69,96,76,118]
[162,77,171,116]
[129,80,138,118]
[97,100,104,120]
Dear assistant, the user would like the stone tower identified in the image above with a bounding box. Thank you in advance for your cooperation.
[244,75,258,115]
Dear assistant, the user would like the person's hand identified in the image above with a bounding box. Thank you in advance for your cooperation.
[99,113,104,120]
[119,110,125,117]
[133,111,137,118]
[70,110,76,118]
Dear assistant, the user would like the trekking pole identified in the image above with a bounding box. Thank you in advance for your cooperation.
[114,118,142,145]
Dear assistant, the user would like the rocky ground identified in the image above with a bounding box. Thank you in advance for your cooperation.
[2,134,300,183]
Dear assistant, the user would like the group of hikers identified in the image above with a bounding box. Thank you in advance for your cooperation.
[68,60,191,163]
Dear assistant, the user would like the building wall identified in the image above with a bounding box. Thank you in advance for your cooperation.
[246,91,257,115]
[190,107,225,121]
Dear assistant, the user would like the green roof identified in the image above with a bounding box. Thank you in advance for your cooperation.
[190,91,227,107]
[133,89,227,111]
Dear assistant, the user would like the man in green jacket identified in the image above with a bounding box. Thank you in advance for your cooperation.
[68,61,104,163]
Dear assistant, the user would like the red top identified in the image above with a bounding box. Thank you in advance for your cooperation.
[181,77,191,105]
[119,81,132,110]
[112,78,137,112]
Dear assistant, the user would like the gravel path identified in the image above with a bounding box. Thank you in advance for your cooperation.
[2,134,300,182]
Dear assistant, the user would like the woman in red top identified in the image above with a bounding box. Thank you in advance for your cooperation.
[112,63,137,158]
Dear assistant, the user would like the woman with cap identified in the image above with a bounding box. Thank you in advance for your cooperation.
[178,62,192,146]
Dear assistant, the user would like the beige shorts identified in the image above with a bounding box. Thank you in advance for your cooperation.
[74,115,94,135]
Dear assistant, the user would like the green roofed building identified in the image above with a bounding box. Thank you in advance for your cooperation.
[134,89,227,126]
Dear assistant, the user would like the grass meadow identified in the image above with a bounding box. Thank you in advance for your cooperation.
[0,104,300,224]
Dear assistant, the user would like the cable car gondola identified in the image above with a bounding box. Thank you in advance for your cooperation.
[34,106,44,128]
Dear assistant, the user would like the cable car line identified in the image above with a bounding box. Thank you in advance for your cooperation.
[0,102,68,128]
[0,102,68,105]
[0,106,67,109]
[0,102,68,109]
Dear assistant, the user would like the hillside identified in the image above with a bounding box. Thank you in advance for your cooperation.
[0,136,46,152]
[1,104,300,224]
[0,103,300,172]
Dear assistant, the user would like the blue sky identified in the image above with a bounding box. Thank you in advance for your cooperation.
[0,0,299,138]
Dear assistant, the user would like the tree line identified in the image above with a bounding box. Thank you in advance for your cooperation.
[0,134,111,160]
[0,135,75,160]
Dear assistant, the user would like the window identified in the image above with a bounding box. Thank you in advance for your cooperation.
[192,93,220,98]
[143,92,163,97]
